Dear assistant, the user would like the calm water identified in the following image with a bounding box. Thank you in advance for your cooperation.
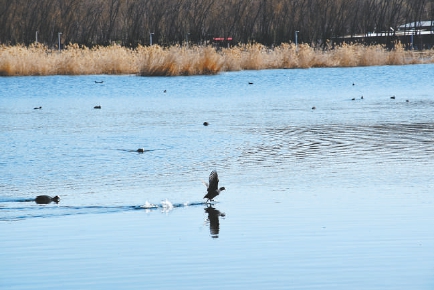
[1,65,434,289]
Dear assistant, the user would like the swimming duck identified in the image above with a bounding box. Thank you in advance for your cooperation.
[203,170,225,202]
[35,195,60,204]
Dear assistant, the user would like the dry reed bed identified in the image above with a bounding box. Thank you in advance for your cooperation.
[1,43,433,76]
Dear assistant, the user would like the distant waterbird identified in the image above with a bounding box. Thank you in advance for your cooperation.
[248,82,253,85]
[203,170,225,202]
[137,148,145,153]
[95,81,104,84]
[390,96,396,99]
[203,122,209,126]
[312,106,316,110]
[35,195,60,204]
[94,105,101,109]
[34,106,42,110]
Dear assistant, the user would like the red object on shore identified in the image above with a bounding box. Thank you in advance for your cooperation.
[213,37,233,41]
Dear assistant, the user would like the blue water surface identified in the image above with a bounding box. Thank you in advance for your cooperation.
[1,64,434,289]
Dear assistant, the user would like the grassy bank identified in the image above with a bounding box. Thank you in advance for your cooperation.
[1,43,433,76]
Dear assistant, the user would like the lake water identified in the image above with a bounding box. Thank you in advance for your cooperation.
[1,64,434,289]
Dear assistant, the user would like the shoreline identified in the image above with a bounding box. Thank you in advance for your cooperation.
[1,43,434,77]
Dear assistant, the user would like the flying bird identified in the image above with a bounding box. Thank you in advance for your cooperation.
[203,170,225,202]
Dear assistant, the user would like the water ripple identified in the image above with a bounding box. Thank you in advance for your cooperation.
[239,122,434,166]
[0,198,212,221]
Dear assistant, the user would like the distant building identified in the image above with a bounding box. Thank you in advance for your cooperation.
[398,21,434,32]
[333,20,434,50]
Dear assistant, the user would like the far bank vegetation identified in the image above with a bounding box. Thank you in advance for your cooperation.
[1,43,434,76]
[0,0,434,76]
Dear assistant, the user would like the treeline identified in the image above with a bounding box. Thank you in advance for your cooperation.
[0,0,433,47]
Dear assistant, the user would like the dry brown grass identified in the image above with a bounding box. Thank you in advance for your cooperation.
[137,45,223,76]
[1,42,433,76]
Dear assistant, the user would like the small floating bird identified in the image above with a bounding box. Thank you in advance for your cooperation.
[203,122,209,126]
[390,96,396,99]
[406,99,409,102]
[137,148,145,153]
[311,106,316,110]
[203,170,225,202]
[248,82,253,85]
[35,195,60,204]
[34,106,42,110]
[163,90,167,93]
[94,105,101,109]
[361,96,364,99]
[95,81,104,84]
[351,98,355,101]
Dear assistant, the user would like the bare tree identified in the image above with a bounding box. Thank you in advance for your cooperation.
[0,0,432,48]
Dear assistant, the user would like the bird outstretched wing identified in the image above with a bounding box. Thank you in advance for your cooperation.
[208,170,219,191]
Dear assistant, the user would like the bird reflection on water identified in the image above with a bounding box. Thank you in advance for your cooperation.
[205,205,225,239]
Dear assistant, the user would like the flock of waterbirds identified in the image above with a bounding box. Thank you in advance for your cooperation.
[33,79,409,112]
[30,80,226,209]
[31,79,409,207]
[27,77,417,237]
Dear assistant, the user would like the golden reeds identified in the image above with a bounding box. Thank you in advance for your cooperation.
[137,45,223,76]
[1,42,433,76]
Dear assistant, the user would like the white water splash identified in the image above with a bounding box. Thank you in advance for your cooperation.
[161,199,173,212]
[140,201,158,209]
[139,199,207,214]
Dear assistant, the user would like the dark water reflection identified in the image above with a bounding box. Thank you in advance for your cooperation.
[205,205,225,238]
